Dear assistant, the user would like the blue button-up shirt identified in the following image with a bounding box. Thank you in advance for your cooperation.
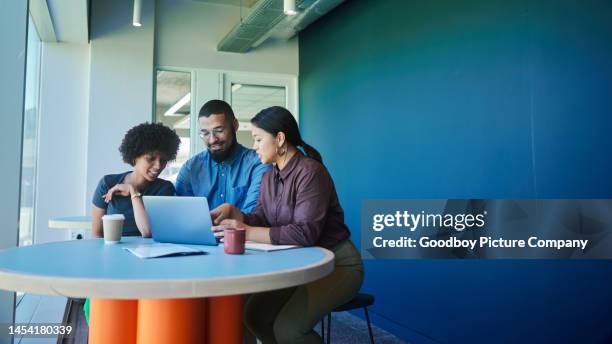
[175,144,270,212]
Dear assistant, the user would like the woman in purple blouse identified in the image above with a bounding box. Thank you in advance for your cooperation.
[211,106,363,343]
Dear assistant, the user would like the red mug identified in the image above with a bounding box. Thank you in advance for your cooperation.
[224,228,246,254]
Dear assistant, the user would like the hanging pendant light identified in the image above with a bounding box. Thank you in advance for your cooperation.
[283,0,298,16]
[133,0,142,27]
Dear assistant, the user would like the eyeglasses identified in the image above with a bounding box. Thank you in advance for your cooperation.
[199,128,225,140]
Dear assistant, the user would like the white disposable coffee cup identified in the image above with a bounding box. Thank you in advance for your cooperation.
[101,214,125,244]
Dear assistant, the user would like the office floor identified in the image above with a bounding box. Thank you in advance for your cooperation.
[316,311,407,344]
[14,294,66,344]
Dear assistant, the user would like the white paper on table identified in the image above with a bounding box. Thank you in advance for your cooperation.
[244,241,299,252]
[123,243,203,259]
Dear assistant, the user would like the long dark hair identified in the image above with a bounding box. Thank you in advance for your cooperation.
[251,106,323,164]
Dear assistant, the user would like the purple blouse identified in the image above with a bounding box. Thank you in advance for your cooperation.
[242,153,350,249]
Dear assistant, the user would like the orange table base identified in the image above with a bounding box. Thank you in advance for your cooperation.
[206,296,244,344]
[89,299,138,344]
[89,296,243,344]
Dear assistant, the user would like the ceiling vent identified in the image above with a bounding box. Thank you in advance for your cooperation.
[217,0,345,53]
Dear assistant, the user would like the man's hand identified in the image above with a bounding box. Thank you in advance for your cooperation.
[212,219,250,235]
[102,184,135,203]
[210,203,239,225]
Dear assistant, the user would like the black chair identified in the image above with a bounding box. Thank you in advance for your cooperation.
[320,293,375,344]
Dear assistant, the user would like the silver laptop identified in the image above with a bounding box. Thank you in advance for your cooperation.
[143,196,218,245]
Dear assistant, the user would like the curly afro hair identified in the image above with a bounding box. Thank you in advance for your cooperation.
[119,122,181,166]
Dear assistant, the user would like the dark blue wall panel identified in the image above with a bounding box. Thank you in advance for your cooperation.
[299,0,612,342]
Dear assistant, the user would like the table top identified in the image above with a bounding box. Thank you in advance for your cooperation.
[0,237,334,299]
[48,216,92,230]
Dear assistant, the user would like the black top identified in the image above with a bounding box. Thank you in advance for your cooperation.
[92,172,175,235]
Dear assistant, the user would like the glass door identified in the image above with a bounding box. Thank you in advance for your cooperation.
[224,72,298,149]
[230,84,287,148]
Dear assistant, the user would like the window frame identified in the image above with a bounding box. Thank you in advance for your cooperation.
[155,67,298,160]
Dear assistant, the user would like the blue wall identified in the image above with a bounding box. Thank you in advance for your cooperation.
[299,0,612,342]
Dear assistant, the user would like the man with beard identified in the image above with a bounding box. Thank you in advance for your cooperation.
[175,99,269,212]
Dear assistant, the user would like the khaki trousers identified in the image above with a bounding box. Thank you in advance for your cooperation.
[244,239,364,344]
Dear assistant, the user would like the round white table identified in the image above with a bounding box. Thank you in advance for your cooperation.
[0,237,334,344]
[48,216,92,240]
[47,216,92,230]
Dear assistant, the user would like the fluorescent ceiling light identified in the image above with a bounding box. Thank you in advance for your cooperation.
[283,0,298,16]
[133,0,142,27]
[164,93,191,117]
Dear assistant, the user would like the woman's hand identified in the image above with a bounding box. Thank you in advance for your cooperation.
[210,203,242,225]
[103,184,135,203]
[212,219,250,236]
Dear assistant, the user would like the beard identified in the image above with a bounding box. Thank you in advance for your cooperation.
[209,133,237,163]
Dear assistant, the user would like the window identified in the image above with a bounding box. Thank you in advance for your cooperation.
[230,84,287,148]
[154,69,297,173]
[155,70,192,182]
[19,15,42,247]
[224,72,297,149]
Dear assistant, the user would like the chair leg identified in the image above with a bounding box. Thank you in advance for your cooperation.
[364,307,375,344]
[321,319,325,342]
[326,313,331,344]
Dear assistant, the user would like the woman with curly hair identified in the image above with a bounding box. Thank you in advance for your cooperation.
[91,122,181,238]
